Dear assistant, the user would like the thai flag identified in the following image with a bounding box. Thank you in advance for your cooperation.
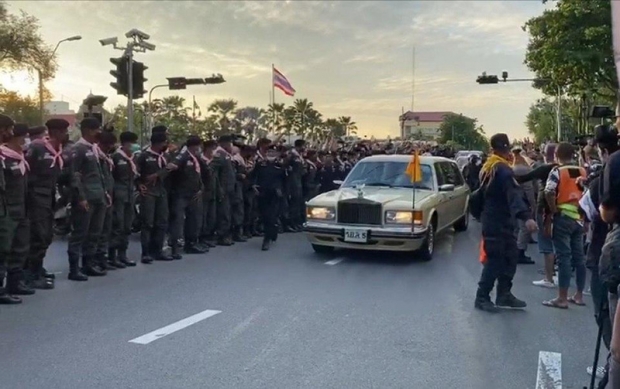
[273,67,296,97]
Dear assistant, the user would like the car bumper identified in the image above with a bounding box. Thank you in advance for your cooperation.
[303,221,428,252]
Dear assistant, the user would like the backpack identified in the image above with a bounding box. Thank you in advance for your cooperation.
[469,172,493,220]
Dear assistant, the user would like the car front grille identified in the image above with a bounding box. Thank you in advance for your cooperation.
[337,201,382,225]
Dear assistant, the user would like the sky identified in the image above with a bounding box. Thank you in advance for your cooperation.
[1,0,553,139]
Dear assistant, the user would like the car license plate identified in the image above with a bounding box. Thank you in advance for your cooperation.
[344,229,368,243]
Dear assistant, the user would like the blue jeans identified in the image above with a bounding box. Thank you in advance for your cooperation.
[551,214,586,290]
[536,210,554,255]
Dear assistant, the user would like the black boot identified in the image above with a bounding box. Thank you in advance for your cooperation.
[108,248,126,269]
[30,276,54,290]
[42,267,55,280]
[97,253,116,271]
[155,249,174,261]
[218,236,234,246]
[233,228,247,242]
[141,254,154,264]
[261,239,271,251]
[7,273,35,296]
[82,256,106,277]
[496,293,527,309]
[517,249,535,264]
[184,240,208,254]
[118,249,136,267]
[68,257,88,281]
[0,286,21,304]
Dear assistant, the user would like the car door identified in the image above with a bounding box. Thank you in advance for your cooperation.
[433,162,452,230]
[437,161,462,226]
[447,161,469,221]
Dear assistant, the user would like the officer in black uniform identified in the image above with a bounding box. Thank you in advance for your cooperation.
[68,118,107,280]
[95,130,118,271]
[251,144,286,251]
[242,145,258,238]
[169,135,208,257]
[25,119,69,290]
[111,131,139,267]
[0,123,34,296]
[286,139,306,232]
[231,138,247,243]
[136,131,174,263]
[199,140,218,248]
[303,149,320,201]
[212,135,236,246]
[318,154,341,194]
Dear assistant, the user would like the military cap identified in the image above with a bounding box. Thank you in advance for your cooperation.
[152,125,168,134]
[45,118,70,131]
[186,135,202,147]
[150,132,168,144]
[28,126,47,137]
[13,123,29,137]
[80,117,101,131]
[119,131,139,143]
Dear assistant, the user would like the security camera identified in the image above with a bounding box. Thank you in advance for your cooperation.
[125,29,150,40]
[99,37,118,46]
[139,41,156,51]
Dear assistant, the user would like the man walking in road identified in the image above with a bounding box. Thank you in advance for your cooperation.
[475,133,537,313]
[25,119,69,289]
[213,135,236,246]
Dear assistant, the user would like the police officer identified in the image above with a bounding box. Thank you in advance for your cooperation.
[199,140,218,248]
[231,141,247,242]
[241,145,257,238]
[318,154,341,194]
[212,135,236,246]
[95,131,118,271]
[68,118,107,280]
[475,133,537,313]
[303,149,320,201]
[0,115,24,304]
[136,131,174,263]
[24,119,69,290]
[110,131,139,267]
[169,135,208,257]
[287,139,306,232]
[0,123,34,295]
[251,144,286,251]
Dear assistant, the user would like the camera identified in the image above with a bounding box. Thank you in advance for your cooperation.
[125,29,150,41]
[99,37,118,47]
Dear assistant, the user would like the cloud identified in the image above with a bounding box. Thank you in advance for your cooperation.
[344,54,390,64]
[231,1,337,34]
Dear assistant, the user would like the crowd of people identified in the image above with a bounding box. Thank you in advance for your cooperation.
[472,128,620,388]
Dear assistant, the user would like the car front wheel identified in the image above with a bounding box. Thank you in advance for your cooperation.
[417,223,435,261]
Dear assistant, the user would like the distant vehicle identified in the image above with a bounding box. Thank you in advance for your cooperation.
[303,155,470,260]
[455,150,484,170]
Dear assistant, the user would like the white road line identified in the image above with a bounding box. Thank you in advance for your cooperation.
[536,351,562,389]
[129,309,222,345]
[324,258,344,266]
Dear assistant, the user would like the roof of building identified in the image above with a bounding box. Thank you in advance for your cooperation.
[400,111,455,122]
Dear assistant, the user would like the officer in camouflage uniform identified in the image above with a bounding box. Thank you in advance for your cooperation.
[68,118,107,280]
[199,140,218,248]
[278,145,292,233]
[110,131,139,267]
[213,135,236,246]
[287,139,306,232]
[136,131,174,263]
[24,120,69,290]
[169,135,208,257]
[95,131,118,271]
[0,123,34,296]
[242,145,258,238]
[231,144,247,243]
[0,115,21,304]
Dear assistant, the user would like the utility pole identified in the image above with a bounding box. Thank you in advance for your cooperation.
[556,84,562,142]
[127,47,134,132]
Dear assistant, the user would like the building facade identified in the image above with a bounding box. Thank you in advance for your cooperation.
[399,111,454,140]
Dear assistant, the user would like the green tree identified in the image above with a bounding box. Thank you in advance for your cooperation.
[325,118,344,137]
[438,113,489,151]
[208,99,237,134]
[0,1,56,79]
[234,106,267,141]
[523,0,616,101]
[338,116,357,136]
[292,98,313,135]
[0,89,40,125]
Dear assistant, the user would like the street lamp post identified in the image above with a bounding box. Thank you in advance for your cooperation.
[38,35,82,124]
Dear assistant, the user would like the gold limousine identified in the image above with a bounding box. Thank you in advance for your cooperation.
[304,155,470,260]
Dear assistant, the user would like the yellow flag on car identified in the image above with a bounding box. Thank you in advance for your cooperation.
[405,150,422,183]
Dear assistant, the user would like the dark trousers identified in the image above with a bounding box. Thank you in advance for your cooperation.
[278,195,290,227]
[590,267,612,350]
[477,232,518,299]
[200,195,217,240]
[231,184,244,231]
[68,201,106,266]
[111,198,134,251]
[170,195,203,243]
[258,191,280,241]
[216,192,232,239]
[289,190,304,227]
[96,205,113,260]
[0,214,29,284]
[243,191,256,233]
[140,194,168,256]
[26,199,53,277]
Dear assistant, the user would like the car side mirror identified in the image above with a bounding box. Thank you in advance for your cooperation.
[439,184,455,192]
[333,180,343,187]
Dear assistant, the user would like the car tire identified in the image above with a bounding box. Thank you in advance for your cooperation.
[312,244,335,255]
[417,222,435,261]
[454,209,469,232]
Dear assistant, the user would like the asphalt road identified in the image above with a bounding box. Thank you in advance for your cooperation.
[0,222,601,389]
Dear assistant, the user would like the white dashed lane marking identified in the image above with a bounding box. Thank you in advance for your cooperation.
[324,258,344,266]
[536,351,562,389]
[129,309,222,345]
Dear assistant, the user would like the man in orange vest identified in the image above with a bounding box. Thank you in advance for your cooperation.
[542,142,587,309]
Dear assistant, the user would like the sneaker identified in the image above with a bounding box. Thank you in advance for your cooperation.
[583,287,592,296]
[533,279,556,288]
[587,366,606,379]
[474,299,500,313]
[496,293,527,309]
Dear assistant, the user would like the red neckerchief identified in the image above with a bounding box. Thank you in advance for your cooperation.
[0,145,29,175]
[76,138,102,162]
[117,148,138,176]
[33,138,63,169]
[146,147,166,169]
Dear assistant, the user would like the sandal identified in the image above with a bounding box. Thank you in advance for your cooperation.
[568,297,586,306]
[542,299,569,309]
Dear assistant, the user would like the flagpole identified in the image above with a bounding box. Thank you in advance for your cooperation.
[271,63,276,135]
[192,95,196,132]
[412,149,417,232]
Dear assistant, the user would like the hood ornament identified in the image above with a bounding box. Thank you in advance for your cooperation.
[355,184,365,199]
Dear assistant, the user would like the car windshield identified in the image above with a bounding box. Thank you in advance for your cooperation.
[342,161,434,190]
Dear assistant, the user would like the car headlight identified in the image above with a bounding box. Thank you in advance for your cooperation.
[385,210,423,225]
[306,206,335,220]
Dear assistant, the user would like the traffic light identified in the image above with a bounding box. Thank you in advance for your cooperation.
[476,73,499,84]
[132,61,147,99]
[110,57,129,95]
[167,77,188,90]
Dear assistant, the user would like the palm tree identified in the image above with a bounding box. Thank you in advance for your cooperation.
[305,109,324,143]
[338,116,357,136]
[234,106,266,141]
[208,99,238,132]
[266,103,285,133]
[293,98,314,135]
[325,118,344,138]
